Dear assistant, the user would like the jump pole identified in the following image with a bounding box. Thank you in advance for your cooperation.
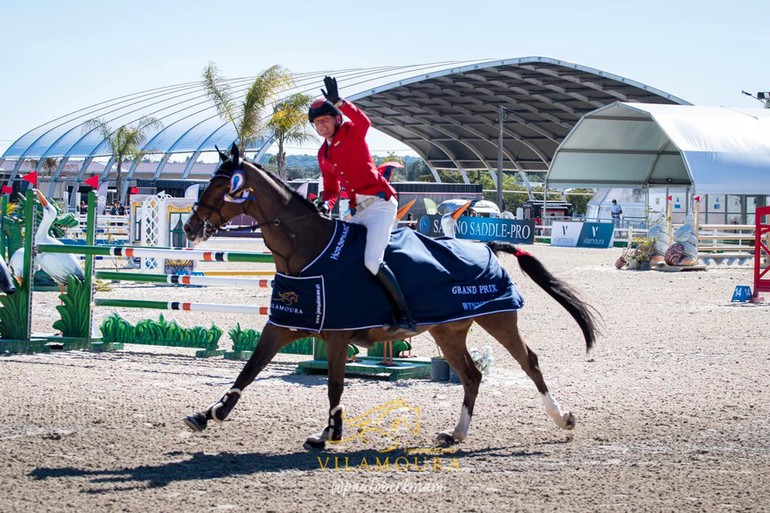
[94,298,270,315]
[95,271,273,288]
[37,244,274,263]
[192,270,275,277]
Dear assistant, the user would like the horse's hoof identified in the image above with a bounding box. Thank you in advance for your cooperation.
[303,438,326,450]
[436,431,457,447]
[564,412,576,430]
[184,412,207,432]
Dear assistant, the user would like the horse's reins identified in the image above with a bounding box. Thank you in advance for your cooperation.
[192,165,313,267]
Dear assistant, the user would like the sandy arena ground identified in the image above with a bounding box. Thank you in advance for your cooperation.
[1,238,769,512]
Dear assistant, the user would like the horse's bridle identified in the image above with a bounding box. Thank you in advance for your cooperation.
[191,162,310,270]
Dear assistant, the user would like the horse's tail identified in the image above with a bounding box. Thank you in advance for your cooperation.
[487,241,599,352]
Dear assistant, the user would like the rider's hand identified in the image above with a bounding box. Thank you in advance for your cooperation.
[321,76,340,104]
[315,199,331,216]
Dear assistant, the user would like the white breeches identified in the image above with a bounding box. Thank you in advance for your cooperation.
[348,194,398,275]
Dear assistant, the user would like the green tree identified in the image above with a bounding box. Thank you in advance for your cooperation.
[203,62,294,154]
[566,188,594,216]
[406,159,431,181]
[29,157,59,178]
[82,117,162,202]
[267,93,313,181]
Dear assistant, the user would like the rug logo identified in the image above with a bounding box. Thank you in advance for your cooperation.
[330,224,350,261]
[317,399,460,473]
[276,291,299,305]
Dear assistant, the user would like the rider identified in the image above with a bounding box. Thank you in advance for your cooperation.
[308,76,416,334]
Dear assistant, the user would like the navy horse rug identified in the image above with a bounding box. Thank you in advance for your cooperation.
[269,220,524,331]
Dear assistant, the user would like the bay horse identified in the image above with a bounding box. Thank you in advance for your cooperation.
[183,144,598,449]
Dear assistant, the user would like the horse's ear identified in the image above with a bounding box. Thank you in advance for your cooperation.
[230,143,240,167]
[215,145,228,162]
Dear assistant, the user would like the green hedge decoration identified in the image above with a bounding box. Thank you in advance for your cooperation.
[99,313,222,350]
[228,323,261,352]
[0,279,29,340]
[52,276,90,338]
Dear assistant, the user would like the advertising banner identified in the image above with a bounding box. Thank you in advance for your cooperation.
[551,221,614,248]
[419,215,535,244]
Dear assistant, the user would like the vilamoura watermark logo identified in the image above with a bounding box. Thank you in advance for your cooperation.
[316,399,461,473]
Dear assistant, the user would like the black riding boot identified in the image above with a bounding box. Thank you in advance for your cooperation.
[375,263,417,335]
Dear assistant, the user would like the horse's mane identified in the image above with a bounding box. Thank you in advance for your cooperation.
[244,159,319,214]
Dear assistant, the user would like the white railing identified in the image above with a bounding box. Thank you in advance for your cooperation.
[66,214,130,242]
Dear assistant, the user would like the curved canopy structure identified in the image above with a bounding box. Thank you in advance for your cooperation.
[1,57,687,197]
[546,102,770,195]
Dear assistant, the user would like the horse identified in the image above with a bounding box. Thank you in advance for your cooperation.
[183,144,598,449]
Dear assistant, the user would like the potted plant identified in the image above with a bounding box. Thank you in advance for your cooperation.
[630,236,655,271]
[430,346,450,381]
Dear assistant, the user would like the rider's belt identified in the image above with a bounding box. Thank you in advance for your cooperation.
[354,192,386,213]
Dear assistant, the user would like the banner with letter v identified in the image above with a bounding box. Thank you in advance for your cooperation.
[551,221,614,248]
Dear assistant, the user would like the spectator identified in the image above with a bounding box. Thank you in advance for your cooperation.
[611,199,623,226]
[406,213,416,230]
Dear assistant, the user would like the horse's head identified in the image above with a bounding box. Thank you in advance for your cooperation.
[184,144,253,242]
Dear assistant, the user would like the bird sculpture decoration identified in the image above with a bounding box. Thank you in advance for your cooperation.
[9,190,84,288]
[33,189,85,287]
[440,200,471,238]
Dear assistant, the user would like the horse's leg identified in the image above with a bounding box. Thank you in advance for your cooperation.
[475,312,575,430]
[184,324,300,432]
[304,332,349,450]
[430,320,480,445]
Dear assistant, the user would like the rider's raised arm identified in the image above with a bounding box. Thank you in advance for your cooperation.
[338,100,370,138]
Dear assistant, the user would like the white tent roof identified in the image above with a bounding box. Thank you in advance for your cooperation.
[546,102,770,194]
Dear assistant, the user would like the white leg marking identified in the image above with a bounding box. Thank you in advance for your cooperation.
[452,405,472,441]
[541,392,569,429]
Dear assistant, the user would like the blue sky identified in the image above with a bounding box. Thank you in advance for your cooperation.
[2,0,768,156]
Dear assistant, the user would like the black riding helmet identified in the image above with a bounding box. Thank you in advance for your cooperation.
[308,99,343,124]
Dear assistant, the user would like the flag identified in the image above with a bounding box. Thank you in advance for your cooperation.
[184,184,200,199]
[130,187,139,194]
[694,196,701,202]
[84,175,99,188]
[21,171,37,186]
[97,181,109,215]
[667,195,673,201]
[1,185,12,195]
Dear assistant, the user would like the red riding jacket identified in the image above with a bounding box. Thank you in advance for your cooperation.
[317,100,397,209]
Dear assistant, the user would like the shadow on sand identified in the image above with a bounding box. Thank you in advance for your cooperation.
[29,445,545,492]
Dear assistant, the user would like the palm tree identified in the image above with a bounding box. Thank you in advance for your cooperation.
[82,117,163,202]
[202,62,294,153]
[267,93,313,181]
